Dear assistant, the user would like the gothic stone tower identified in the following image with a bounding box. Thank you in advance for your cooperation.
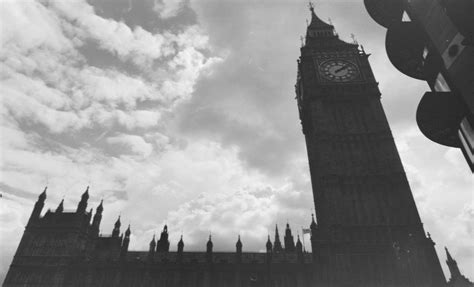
[296,5,446,287]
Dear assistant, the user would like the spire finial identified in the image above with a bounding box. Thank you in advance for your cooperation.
[56,199,64,213]
[39,186,47,200]
[308,2,315,12]
[445,247,454,260]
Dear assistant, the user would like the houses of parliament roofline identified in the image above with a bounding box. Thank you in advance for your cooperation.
[22,187,311,265]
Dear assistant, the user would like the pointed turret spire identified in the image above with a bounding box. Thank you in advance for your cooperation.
[148,234,156,261]
[296,235,303,252]
[445,247,473,284]
[39,186,47,201]
[149,234,156,253]
[156,225,170,252]
[76,186,89,214]
[305,3,338,47]
[307,2,334,30]
[273,225,283,253]
[310,214,317,231]
[236,235,242,253]
[177,235,184,253]
[445,247,461,278]
[83,186,89,199]
[284,223,296,252]
[112,216,121,237]
[92,200,103,230]
[206,234,213,263]
[266,235,273,253]
[120,224,130,258]
[296,234,304,263]
[55,199,64,213]
[28,187,47,225]
[235,235,242,263]
[96,200,103,213]
[206,234,213,253]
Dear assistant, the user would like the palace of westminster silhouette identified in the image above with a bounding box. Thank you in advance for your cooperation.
[4,5,473,287]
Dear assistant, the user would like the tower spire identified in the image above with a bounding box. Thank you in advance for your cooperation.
[112,215,121,237]
[445,247,472,284]
[284,223,296,252]
[55,199,64,213]
[236,235,242,253]
[206,234,213,263]
[206,234,213,253]
[76,186,89,214]
[156,225,170,252]
[120,225,131,258]
[273,224,283,253]
[149,234,156,253]
[445,247,461,278]
[304,2,336,46]
[28,187,47,225]
[266,235,273,253]
[92,200,103,231]
[177,235,184,253]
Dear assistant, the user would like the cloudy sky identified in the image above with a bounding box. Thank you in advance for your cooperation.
[0,0,472,282]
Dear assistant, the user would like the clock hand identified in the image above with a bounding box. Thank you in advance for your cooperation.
[335,65,349,73]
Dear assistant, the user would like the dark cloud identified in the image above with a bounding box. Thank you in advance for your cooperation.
[89,0,197,32]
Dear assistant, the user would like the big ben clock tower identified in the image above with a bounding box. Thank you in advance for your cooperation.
[296,4,447,286]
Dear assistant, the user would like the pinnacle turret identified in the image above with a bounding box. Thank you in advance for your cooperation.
[112,216,121,237]
[445,247,473,285]
[28,187,47,224]
[156,225,170,252]
[92,200,103,230]
[273,225,283,253]
[296,235,303,252]
[236,235,242,253]
[149,234,156,252]
[266,235,273,252]
[76,186,89,214]
[39,187,47,201]
[284,223,296,252]
[206,235,213,253]
[120,225,130,258]
[96,200,103,214]
[177,235,184,253]
[55,199,64,213]
[310,214,317,231]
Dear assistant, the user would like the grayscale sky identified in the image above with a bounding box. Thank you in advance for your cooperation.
[0,0,472,282]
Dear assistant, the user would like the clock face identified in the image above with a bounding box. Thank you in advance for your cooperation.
[319,60,360,82]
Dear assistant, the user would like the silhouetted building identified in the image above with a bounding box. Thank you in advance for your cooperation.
[4,5,473,287]
[364,0,474,171]
[445,247,474,286]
